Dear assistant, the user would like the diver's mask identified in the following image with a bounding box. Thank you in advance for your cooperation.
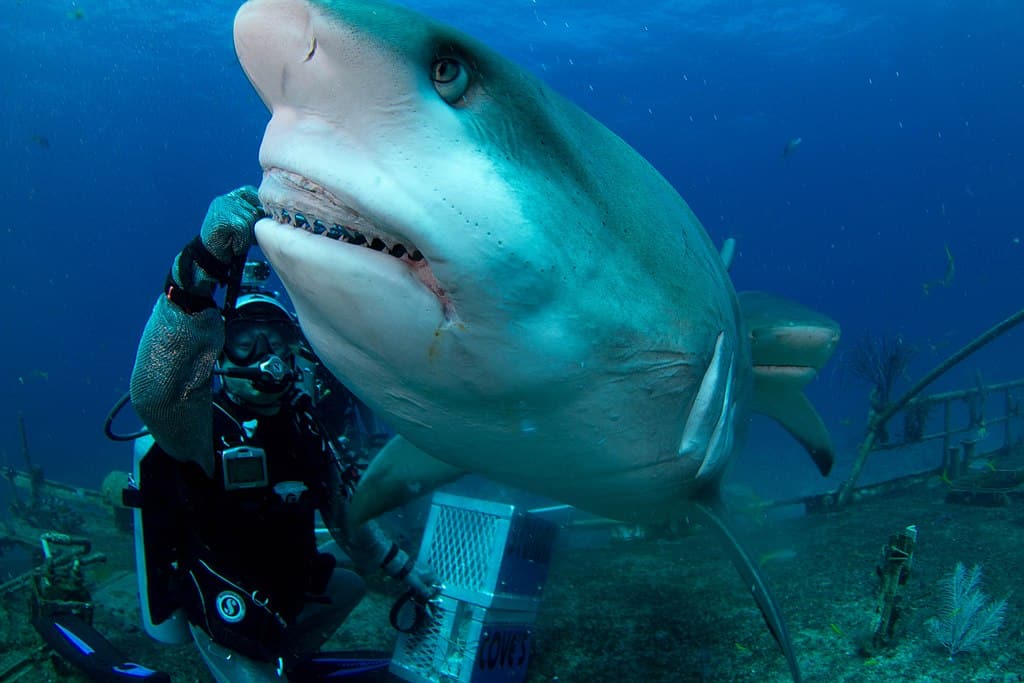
[223,317,301,367]
[218,319,303,398]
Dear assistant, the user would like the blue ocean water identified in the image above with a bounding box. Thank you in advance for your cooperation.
[2,0,1022,498]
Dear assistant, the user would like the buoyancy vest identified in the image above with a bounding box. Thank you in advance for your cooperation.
[143,392,341,660]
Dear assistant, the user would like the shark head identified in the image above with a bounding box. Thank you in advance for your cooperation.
[235,0,751,520]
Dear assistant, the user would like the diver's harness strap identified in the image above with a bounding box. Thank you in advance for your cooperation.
[164,236,234,314]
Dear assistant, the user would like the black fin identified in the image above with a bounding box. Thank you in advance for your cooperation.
[692,493,802,683]
[287,650,391,681]
[32,612,171,682]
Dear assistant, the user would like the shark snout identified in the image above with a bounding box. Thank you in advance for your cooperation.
[234,0,319,108]
[236,0,396,115]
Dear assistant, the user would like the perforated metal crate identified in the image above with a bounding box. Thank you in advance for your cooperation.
[418,493,557,611]
[391,595,536,683]
[391,493,557,683]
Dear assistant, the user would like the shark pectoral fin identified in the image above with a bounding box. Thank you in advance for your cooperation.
[752,370,834,476]
[347,435,465,530]
[739,290,840,476]
[693,493,802,683]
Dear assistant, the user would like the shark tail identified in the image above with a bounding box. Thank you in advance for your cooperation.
[693,492,802,683]
[738,291,840,476]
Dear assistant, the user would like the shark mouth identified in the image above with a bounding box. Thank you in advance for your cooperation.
[264,203,425,261]
[260,168,424,262]
[259,168,451,312]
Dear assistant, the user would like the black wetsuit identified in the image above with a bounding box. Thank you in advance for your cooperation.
[140,390,341,660]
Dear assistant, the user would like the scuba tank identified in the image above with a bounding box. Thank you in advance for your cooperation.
[132,435,191,645]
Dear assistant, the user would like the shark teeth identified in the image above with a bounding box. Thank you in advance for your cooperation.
[263,204,425,264]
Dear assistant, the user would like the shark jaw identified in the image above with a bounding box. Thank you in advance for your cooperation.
[237,0,604,422]
[256,167,450,316]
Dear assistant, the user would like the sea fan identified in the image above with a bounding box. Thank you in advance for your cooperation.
[929,562,1007,658]
[847,332,917,410]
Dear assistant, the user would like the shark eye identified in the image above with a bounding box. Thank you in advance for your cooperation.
[431,57,470,104]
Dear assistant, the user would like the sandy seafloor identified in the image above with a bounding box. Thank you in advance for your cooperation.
[1,467,1022,683]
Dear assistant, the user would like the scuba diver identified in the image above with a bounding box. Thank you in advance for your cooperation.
[125,186,438,682]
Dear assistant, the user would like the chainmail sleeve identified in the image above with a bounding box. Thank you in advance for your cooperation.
[129,294,224,477]
[321,454,412,577]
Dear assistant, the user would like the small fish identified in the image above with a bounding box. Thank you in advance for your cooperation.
[940,243,955,284]
[829,623,845,638]
[759,549,798,566]
[863,658,879,666]
[18,370,48,383]
[783,136,802,158]
[922,244,955,296]
[30,135,50,149]
[734,643,750,652]
[939,471,953,486]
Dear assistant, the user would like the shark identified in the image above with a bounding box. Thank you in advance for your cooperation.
[233,1,840,680]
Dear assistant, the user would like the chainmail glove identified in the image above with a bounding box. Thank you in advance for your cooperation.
[170,186,263,299]
[200,185,262,263]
